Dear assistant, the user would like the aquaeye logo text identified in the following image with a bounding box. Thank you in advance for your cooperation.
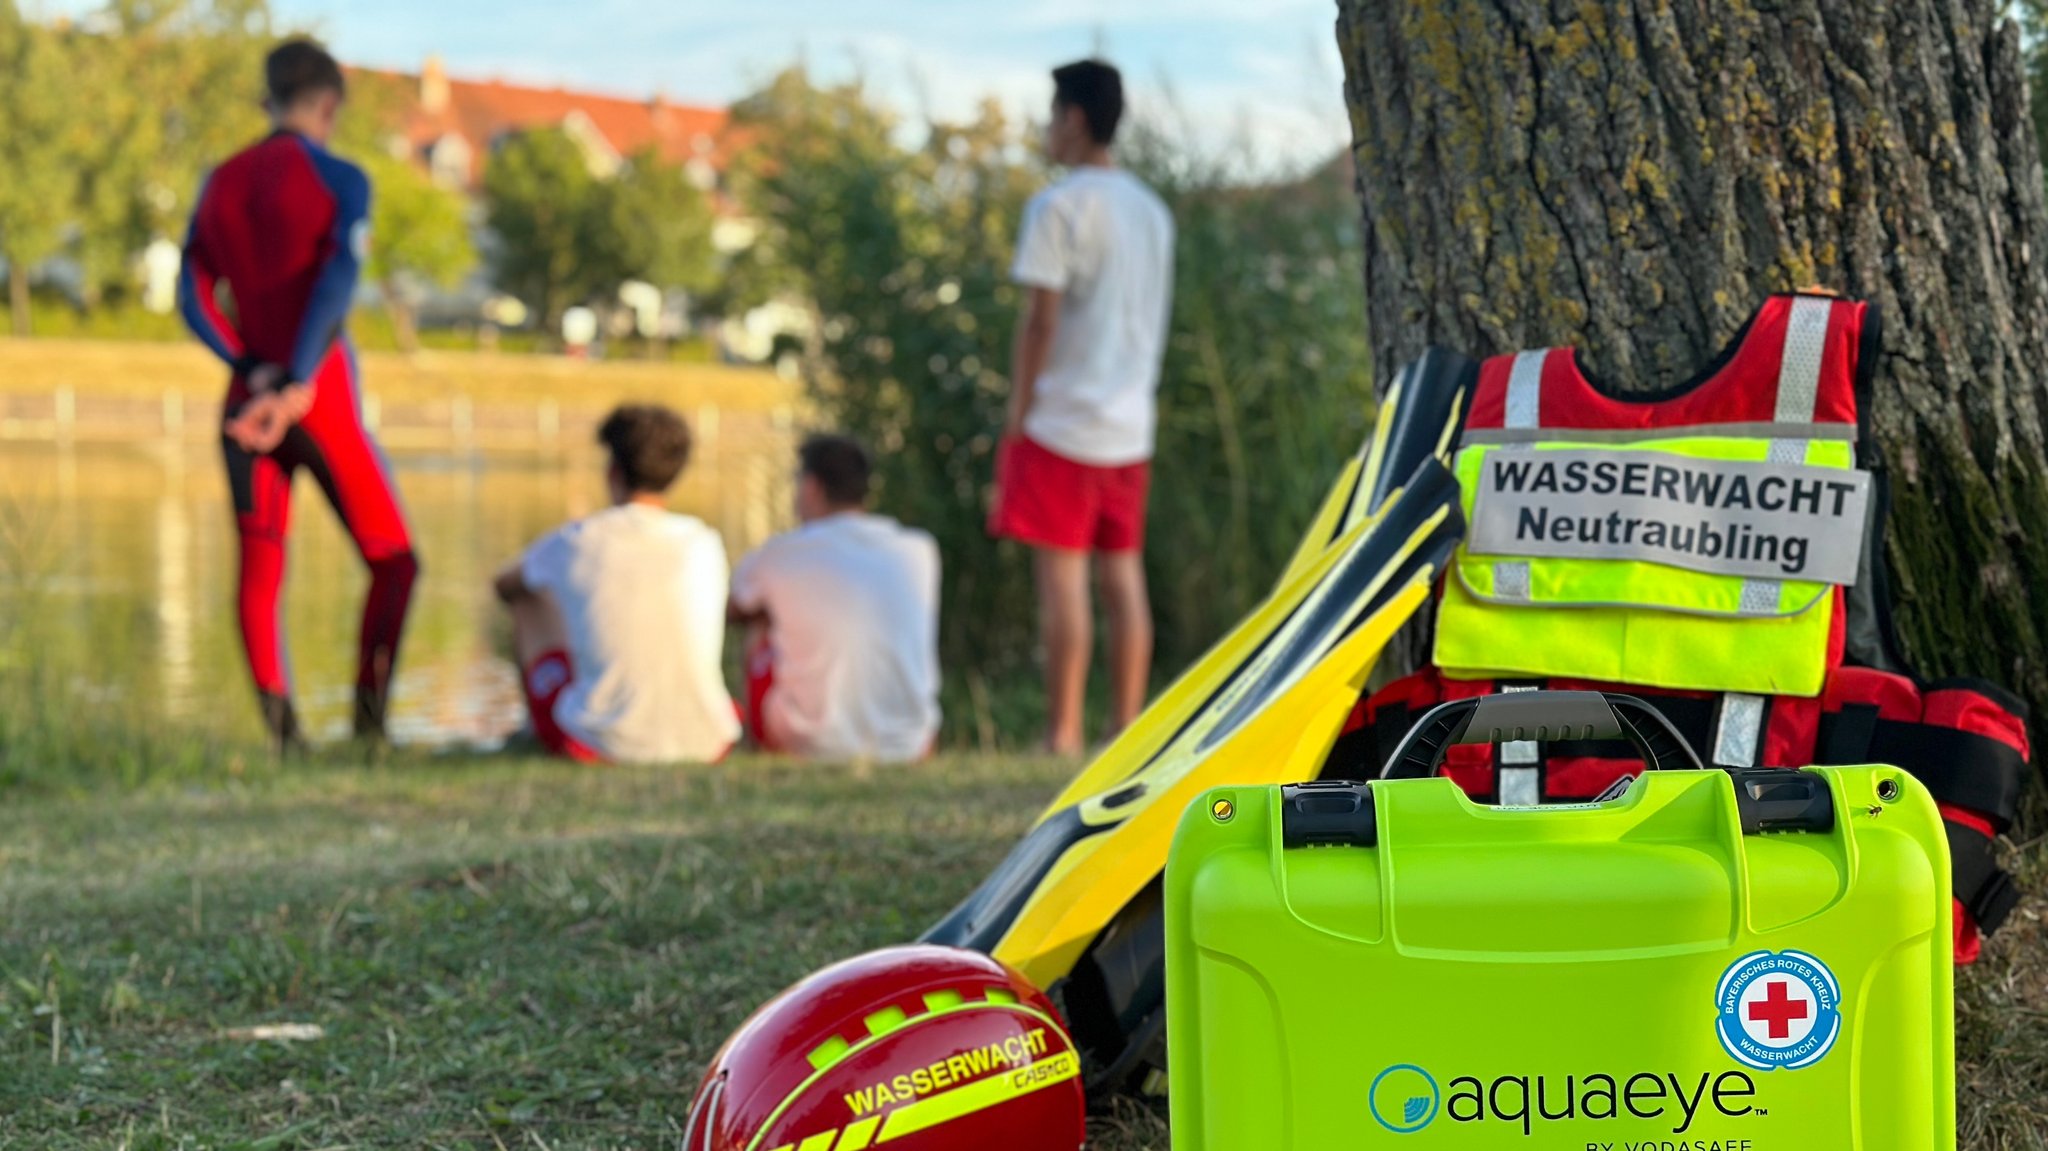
[1370,1065,1759,1137]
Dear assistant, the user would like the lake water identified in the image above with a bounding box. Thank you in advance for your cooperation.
[1,431,794,747]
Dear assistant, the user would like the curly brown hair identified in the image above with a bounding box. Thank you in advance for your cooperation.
[598,405,693,494]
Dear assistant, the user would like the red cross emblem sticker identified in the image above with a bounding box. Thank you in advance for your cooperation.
[1742,979,1813,1042]
[1716,950,1841,1071]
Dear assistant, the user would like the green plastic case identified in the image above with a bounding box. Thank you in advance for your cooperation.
[1165,767,1954,1149]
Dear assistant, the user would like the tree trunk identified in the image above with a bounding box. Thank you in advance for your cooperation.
[7,261,28,337]
[383,277,420,355]
[1337,0,2048,724]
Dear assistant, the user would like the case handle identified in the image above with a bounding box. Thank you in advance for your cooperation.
[1379,692,1836,833]
[1381,691,1705,781]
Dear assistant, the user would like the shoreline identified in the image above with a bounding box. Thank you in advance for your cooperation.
[0,337,802,455]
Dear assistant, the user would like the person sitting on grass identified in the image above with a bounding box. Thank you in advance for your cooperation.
[493,404,739,764]
[730,435,941,762]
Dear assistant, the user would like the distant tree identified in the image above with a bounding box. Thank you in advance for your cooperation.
[361,150,476,352]
[151,0,274,211]
[0,6,79,335]
[483,127,613,332]
[0,0,273,317]
[607,149,718,297]
[728,67,908,325]
[485,131,717,337]
[64,21,156,309]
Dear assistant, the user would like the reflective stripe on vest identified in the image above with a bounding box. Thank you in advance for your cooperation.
[1490,350,1546,603]
[1744,295,1834,615]
[1433,295,1868,697]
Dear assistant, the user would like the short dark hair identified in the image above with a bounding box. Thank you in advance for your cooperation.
[599,405,693,494]
[799,434,872,508]
[266,39,346,108]
[1052,59,1124,146]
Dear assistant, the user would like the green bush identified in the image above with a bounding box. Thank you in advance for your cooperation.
[23,295,186,343]
[1135,142,1376,653]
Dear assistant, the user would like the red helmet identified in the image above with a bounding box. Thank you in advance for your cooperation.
[684,945,1086,1151]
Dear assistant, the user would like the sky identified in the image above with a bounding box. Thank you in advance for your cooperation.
[46,0,1354,173]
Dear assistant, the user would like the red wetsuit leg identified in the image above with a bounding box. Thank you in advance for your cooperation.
[224,385,296,699]
[294,347,418,736]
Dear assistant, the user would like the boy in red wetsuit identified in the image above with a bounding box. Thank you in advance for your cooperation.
[179,40,418,750]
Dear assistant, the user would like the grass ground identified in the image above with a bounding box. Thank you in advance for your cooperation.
[0,337,796,413]
[0,754,1170,1150]
[0,753,2042,1150]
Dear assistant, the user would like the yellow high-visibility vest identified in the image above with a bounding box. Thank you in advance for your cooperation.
[1433,294,1873,697]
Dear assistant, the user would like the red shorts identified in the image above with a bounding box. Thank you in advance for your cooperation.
[743,633,781,752]
[740,632,935,760]
[522,650,604,764]
[987,435,1151,553]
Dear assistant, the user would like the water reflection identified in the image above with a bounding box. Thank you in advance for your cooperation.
[2,434,792,746]
[154,453,196,713]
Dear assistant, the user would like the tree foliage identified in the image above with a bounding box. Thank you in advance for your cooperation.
[610,148,719,296]
[0,0,472,347]
[361,150,477,349]
[484,129,717,332]
[0,0,270,333]
[3,1,718,347]
[1134,141,1376,650]
[731,67,1374,731]
[0,2,83,335]
[483,128,608,331]
[82,0,272,285]
[367,169,475,292]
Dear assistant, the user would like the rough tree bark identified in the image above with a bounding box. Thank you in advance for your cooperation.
[1336,0,2048,723]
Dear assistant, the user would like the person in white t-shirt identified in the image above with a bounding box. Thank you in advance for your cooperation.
[731,435,941,762]
[989,58,1175,755]
[492,404,739,764]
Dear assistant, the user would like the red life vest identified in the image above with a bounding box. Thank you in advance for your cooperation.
[1333,293,2033,963]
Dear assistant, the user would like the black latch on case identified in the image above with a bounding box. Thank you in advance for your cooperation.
[1729,769,1834,834]
[1281,781,1378,848]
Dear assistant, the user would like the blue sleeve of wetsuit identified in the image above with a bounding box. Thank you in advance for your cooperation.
[178,178,246,369]
[288,154,372,385]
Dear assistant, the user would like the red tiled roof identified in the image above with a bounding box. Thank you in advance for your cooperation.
[352,65,733,188]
